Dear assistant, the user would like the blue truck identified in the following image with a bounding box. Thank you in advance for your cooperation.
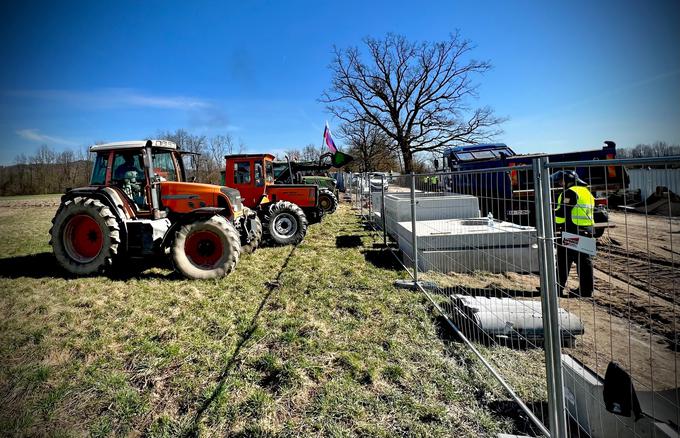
[438,141,629,236]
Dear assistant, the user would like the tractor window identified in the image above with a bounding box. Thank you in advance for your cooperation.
[90,153,109,185]
[152,151,178,181]
[112,152,144,181]
[254,162,264,187]
[112,152,147,209]
[266,161,274,183]
[234,161,251,184]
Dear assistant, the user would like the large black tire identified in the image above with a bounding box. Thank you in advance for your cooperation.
[241,214,263,255]
[263,201,308,246]
[318,188,338,214]
[171,216,240,279]
[50,197,121,275]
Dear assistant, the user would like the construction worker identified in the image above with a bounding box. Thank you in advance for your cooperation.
[551,170,595,297]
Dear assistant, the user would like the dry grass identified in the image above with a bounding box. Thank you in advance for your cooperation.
[0,195,518,436]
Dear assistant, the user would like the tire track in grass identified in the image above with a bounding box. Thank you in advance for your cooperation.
[182,244,298,436]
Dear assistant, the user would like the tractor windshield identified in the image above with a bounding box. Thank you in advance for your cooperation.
[152,151,179,181]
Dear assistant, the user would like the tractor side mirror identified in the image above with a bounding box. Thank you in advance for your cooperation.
[434,159,439,170]
[602,362,642,420]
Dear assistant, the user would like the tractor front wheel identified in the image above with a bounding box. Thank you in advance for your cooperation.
[263,201,308,246]
[50,197,121,275]
[171,216,241,279]
[318,188,338,214]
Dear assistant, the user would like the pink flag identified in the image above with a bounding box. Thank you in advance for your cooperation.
[323,122,338,153]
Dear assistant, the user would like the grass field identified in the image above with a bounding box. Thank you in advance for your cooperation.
[0,195,521,436]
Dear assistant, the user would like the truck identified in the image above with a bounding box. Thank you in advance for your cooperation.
[437,141,629,236]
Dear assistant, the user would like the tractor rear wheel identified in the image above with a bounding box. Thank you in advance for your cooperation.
[241,214,262,254]
[318,188,338,214]
[50,197,121,275]
[171,216,241,279]
[263,201,308,246]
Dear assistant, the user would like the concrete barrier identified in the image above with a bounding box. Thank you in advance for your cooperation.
[383,193,480,239]
[396,218,540,273]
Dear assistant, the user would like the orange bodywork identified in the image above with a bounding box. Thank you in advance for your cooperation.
[225,154,318,209]
[160,181,228,213]
[266,185,317,207]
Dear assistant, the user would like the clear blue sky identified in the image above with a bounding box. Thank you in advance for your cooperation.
[1,0,679,164]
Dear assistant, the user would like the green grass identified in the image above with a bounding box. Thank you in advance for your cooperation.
[0,195,517,436]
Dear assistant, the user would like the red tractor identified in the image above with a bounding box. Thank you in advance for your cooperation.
[225,154,323,245]
[50,140,261,279]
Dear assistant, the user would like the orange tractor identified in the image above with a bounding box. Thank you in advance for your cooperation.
[225,154,323,245]
[50,140,261,279]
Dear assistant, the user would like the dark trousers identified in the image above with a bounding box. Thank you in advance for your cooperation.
[556,245,593,297]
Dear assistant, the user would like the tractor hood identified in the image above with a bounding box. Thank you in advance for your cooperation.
[220,186,243,211]
[159,181,243,214]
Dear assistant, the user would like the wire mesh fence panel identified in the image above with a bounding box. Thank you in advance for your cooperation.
[546,158,680,438]
[357,156,679,437]
[365,166,555,435]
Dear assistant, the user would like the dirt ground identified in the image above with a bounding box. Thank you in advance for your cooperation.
[568,210,679,391]
[420,209,679,393]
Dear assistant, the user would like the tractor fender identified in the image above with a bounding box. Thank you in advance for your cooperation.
[160,207,233,249]
[59,187,130,235]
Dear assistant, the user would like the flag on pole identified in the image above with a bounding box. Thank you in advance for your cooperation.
[323,122,338,153]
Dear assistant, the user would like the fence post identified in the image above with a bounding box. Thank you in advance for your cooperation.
[532,156,567,437]
[410,173,418,283]
[368,172,373,224]
[381,174,387,247]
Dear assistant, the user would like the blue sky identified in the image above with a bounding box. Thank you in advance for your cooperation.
[1,0,679,164]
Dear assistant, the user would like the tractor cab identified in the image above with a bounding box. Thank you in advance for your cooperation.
[90,140,184,215]
[90,140,244,221]
[224,154,276,207]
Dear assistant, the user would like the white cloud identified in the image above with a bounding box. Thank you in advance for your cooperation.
[16,129,77,146]
[6,88,212,110]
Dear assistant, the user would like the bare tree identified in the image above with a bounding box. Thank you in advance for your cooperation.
[283,148,302,161]
[206,134,243,183]
[322,33,504,173]
[340,120,398,172]
[301,144,327,162]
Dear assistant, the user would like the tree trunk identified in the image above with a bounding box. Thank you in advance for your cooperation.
[400,142,413,174]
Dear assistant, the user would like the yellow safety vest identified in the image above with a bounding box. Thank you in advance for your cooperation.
[555,186,594,226]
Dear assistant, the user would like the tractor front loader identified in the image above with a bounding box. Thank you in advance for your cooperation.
[50,140,261,279]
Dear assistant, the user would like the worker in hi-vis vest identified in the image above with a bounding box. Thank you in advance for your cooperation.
[551,170,595,297]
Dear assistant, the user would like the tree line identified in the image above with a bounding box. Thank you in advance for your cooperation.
[0,129,245,196]
[616,141,680,158]
[0,145,92,196]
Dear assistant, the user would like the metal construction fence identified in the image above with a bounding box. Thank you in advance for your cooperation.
[348,156,680,438]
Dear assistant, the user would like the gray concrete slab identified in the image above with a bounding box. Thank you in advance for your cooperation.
[395,218,537,250]
[450,294,584,345]
[384,193,480,238]
[400,241,540,273]
[396,218,540,273]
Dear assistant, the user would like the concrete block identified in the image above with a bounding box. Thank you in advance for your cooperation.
[396,218,537,250]
[401,241,540,274]
[384,193,480,238]
[451,295,584,346]
[397,218,540,273]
